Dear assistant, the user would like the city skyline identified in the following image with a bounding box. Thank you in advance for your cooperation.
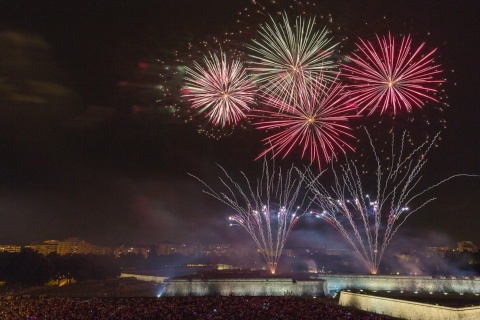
[1,235,477,255]
[0,0,479,249]
[2,234,479,278]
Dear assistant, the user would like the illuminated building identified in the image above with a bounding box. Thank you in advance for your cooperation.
[157,241,180,255]
[458,241,478,253]
[0,244,21,253]
[113,245,150,258]
[25,240,59,255]
[25,239,111,256]
[206,244,230,256]
[57,237,92,255]
[157,242,205,256]
[425,246,450,257]
[90,245,112,255]
[177,243,205,256]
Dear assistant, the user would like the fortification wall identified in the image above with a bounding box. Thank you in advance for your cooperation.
[162,278,327,297]
[317,275,480,294]
[120,273,167,283]
[339,291,480,320]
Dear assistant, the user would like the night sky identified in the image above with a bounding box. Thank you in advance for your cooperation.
[0,0,479,248]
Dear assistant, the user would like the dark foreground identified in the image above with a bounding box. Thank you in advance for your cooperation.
[0,296,398,320]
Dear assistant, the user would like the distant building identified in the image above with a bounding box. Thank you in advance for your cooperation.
[283,248,296,257]
[177,243,205,256]
[425,246,450,257]
[25,239,111,256]
[206,244,231,256]
[157,242,205,256]
[25,240,59,255]
[114,245,150,258]
[90,245,112,256]
[458,241,478,253]
[0,244,21,253]
[57,237,92,255]
[282,247,310,258]
[325,247,352,256]
[157,242,181,255]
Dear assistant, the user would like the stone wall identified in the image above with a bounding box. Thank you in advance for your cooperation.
[339,291,480,320]
[120,273,167,283]
[162,278,327,297]
[317,275,480,295]
[131,273,480,297]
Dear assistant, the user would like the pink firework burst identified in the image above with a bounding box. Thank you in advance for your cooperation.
[253,74,357,168]
[342,33,444,115]
[183,51,256,127]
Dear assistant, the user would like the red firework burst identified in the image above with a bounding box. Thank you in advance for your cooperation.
[342,33,444,115]
[252,74,357,168]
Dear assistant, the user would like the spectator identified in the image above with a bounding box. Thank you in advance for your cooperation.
[0,296,396,320]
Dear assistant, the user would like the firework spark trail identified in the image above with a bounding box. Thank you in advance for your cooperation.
[189,158,312,274]
[303,128,477,274]
[252,72,357,169]
[247,12,338,106]
[342,33,444,115]
[183,51,256,127]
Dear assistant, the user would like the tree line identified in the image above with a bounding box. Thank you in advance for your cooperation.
[0,249,120,288]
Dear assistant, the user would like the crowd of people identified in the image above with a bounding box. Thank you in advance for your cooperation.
[0,295,396,319]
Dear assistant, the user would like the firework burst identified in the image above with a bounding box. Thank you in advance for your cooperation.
[183,51,256,127]
[252,73,357,169]
[189,158,311,274]
[342,33,444,115]
[247,12,339,105]
[304,129,475,274]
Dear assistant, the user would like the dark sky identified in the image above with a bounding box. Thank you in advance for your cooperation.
[0,0,479,248]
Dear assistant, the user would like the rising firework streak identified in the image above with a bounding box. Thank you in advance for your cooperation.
[304,128,477,274]
[189,158,312,274]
